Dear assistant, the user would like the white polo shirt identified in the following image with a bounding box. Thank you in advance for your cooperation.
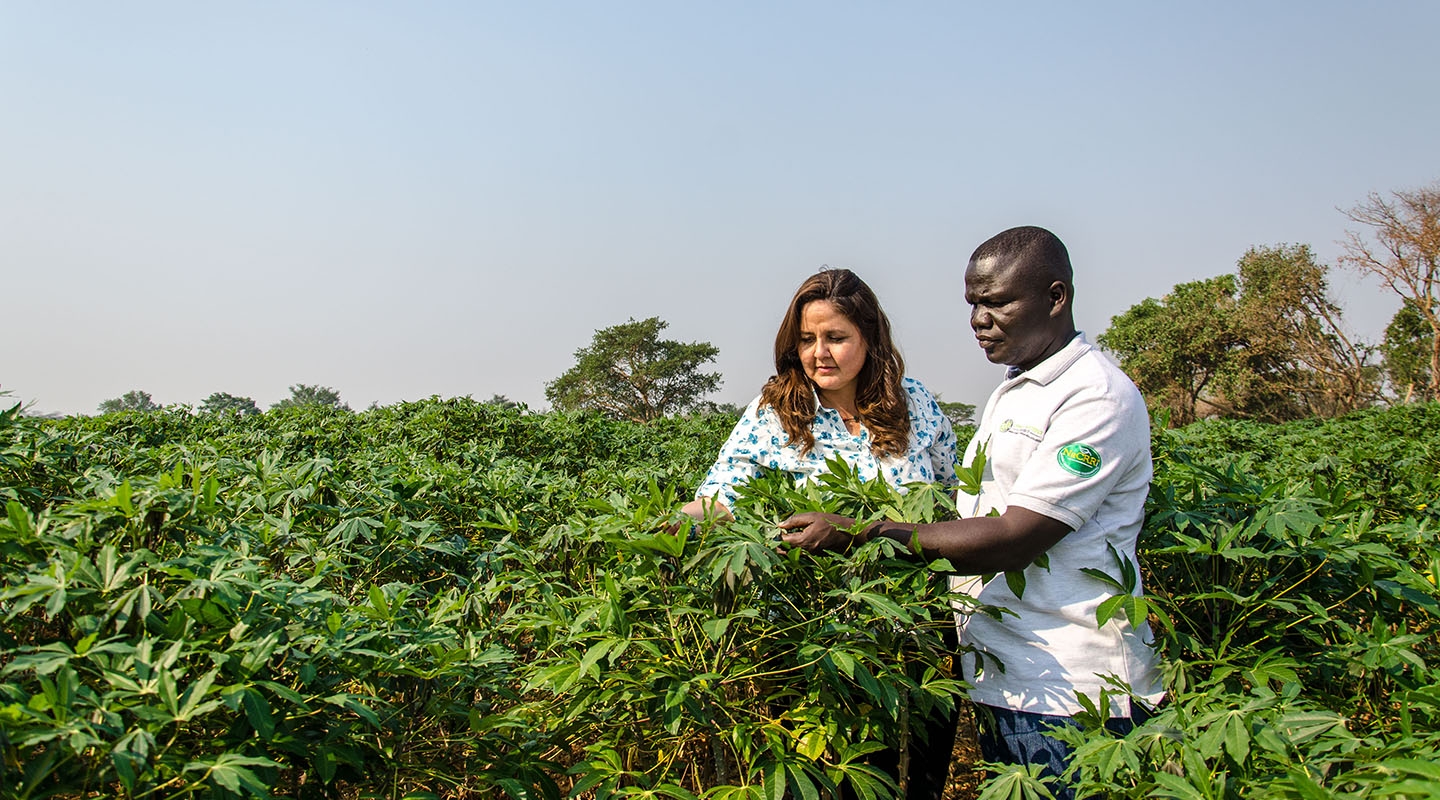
[954,333,1164,717]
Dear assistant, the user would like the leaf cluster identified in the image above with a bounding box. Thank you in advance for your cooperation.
[1031,405,1440,798]
[2,396,1438,798]
[1100,245,1380,426]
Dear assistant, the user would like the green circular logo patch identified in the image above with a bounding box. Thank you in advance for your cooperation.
[1057,443,1101,478]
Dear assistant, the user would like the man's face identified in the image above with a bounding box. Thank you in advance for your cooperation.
[964,255,1065,371]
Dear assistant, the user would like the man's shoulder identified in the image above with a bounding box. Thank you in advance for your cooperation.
[1066,347,1146,408]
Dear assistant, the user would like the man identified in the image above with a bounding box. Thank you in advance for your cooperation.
[779,226,1164,795]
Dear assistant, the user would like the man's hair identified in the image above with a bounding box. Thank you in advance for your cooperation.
[760,268,910,458]
[970,225,1073,286]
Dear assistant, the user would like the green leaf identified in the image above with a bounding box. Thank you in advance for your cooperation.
[975,761,1057,800]
[786,764,819,800]
[111,729,155,793]
[1004,569,1027,600]
[763,762,785,800]
[955,441,988,496]
[1079,567,1125,593]
[6,500,34,536]
[114,481,136,517]
[578,638,622,678]
[1150,771,1209,800]
[1385,759,1440,781]
[241,688,276,739]
[368,585,392,621]
[176,668,222,722]
[701,617,731,642]
[185,752,279,796]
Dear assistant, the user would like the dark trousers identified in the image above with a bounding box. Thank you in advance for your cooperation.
[976,701,1153,800]
[841,623,961,800]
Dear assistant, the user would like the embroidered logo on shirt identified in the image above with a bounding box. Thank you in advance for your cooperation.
[1057,443,1102,477]
[998,419,1044,442]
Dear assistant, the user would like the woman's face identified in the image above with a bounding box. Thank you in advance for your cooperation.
[798,300,867,400]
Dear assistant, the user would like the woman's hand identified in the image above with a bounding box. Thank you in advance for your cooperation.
[777,512,859,553]
[666,497,733,534]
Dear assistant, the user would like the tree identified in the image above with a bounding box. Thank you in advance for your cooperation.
[546,317,722,422]
[1381,299,1434,403]
[1100,275,1254,426]
[200,392,261,416]
[1231,244,1378,418]
[1099,245,1377,426]
[484,394,521,410]
[935,399,976,428]
[97,390,159,414]
[1340,180,1440,402]
[271,384,351,411]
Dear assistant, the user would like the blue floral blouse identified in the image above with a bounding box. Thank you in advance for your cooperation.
[695,376,958,509]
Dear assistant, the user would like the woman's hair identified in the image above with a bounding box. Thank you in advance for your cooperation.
[760,268,910,457]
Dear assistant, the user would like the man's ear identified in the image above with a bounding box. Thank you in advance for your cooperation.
[1048,281,1071,318]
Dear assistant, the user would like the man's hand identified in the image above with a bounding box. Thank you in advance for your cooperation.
[778,512,860,553]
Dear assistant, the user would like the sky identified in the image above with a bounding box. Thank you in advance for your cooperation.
[4,2,1438,416]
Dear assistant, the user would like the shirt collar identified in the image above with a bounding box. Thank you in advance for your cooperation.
[809,386,845,420]
[1004,332,1090,386]
[809,385,865,435]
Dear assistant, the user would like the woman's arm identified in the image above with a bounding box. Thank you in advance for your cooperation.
[680,496,733,522]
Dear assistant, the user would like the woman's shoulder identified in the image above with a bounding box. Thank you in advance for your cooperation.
[899,376,939,404]
[898,376,949,428]
[739,393,782,424]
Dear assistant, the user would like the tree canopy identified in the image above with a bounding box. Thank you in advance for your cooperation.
[271,384,351,411]
[1381,299,1434,403]
[1231,244,1376,417]
[97,390,160,415]
[545,317,722,422]
[935,399,976,428]
[200,392,261,416]
[1341,180,1440,402]
[1099,244,1377,425]
[483,394,521,410]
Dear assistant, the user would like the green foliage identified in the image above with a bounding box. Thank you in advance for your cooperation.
[1100,245,1377,425]
[546,317,722,422]
[98,390,160,415]
[484,393,521,410]
[271,384,350,411]
[937,400,977,428]
[1099,275,1251,425]
[1,394,1437,798]
[200,392,261,416]
[1341,180,1440,403]
[1045,404,1440,798]
[1383,299,1435,403]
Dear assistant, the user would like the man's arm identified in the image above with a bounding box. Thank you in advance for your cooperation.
[777,507,1071,575]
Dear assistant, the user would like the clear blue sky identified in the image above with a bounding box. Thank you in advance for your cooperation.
[4,2,1437,415]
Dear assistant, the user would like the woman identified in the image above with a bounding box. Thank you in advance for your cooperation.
[683,267,956,522]
[681,267,960,799]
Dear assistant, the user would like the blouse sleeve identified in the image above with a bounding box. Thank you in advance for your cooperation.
[930,416,959,487]
[905,378,959,486]
[693,397,772,510]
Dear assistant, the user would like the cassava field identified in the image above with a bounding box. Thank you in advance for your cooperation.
[2,397,1438,799]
